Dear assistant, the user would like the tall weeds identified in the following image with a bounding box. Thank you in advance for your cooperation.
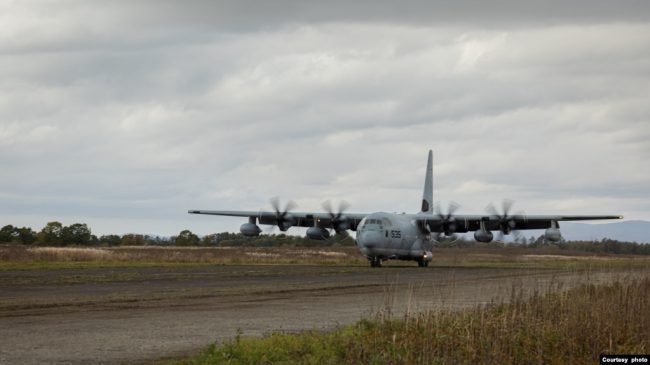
[349,277,649,364]
[174,276,650,365]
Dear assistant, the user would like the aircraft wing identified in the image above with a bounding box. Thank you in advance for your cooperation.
[416,214,623,232]
[188,210,368,231]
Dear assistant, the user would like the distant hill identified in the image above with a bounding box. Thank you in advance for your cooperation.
[559,220,650,243]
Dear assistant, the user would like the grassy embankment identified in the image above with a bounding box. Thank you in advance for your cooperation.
[2,245,650,270]
[167,276,650,365]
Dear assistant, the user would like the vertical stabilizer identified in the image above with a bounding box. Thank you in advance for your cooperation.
[421,150,433,213]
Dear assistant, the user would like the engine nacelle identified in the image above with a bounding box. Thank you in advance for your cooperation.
[544,228,561,242]
[474,229,494,243]
[240,222,261,237]
[306,227,330,240]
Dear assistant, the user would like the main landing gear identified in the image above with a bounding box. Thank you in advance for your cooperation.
[417,258,429,267]
[369,257,383,267]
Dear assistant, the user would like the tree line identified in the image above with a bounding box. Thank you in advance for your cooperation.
[0,222,354,247]
[1,221,649,254]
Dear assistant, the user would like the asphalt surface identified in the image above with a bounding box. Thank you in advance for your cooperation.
[0,264,636,364]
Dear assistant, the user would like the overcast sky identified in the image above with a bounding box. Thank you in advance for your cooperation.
[1,1,649,236]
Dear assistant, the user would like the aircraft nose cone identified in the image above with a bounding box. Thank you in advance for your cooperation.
[357,231,382,248]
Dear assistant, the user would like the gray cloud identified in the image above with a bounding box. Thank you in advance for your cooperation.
[1,2,649,235]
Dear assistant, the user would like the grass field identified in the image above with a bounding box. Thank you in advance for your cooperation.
[165,275,650,365]
[0,245,366,270]
[2,244,650,271]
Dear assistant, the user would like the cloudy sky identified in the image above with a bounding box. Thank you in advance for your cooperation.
[1,1,649,236]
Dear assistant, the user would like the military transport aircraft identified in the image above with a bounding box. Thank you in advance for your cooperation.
[189,151,622,267]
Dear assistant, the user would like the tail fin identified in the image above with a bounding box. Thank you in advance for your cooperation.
[421,150,433,213]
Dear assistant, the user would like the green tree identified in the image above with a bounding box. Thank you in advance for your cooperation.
[99,234,122,246]
[37,221,64,246]
[17,227,37,245]
[201,234,220,246]
[0,225,18,243]
[174,229,200,246]
[61,223,92,245]
[121,234,146,246]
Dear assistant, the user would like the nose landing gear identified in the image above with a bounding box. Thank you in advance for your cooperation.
[417,257,429,267]
[369,257,383,267]
[417,251,432,267]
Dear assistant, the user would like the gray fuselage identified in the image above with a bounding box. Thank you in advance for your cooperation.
[355,212,432,262]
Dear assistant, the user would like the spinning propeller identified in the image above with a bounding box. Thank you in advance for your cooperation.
[269,196,296,232]
[485,199,525,242]
[322,200,350,236]
[433,202,461,243]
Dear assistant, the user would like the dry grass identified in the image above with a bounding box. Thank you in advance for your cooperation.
[428,247,650,269]
[168,275,650,365]
[354,276,650,364]
[0,245,366,269]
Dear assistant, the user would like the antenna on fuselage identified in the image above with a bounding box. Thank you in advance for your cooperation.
[421,150,433,213]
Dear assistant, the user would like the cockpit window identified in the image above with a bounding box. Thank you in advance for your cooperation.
[358,217,367,231]
[359,217,385,231]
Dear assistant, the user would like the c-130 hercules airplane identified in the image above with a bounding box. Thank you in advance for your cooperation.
[189,151,622,267]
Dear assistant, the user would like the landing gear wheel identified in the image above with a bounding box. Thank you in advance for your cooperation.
[370,257,383,267]
[417,258,429,267]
